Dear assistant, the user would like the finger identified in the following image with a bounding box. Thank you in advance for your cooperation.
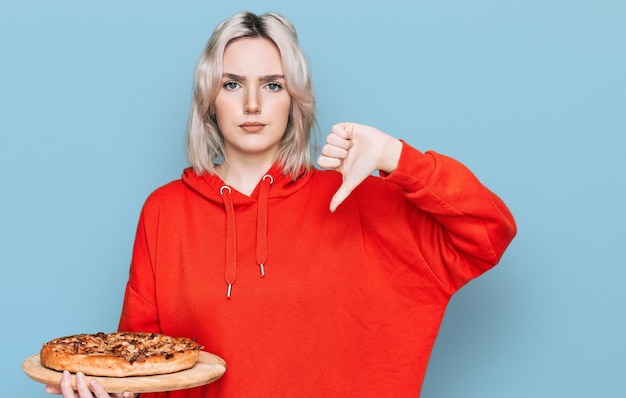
[325,131,352,150]
[45,384,62,395]
[89,379,112,398]
[320,143,349,159]
[317,154,341,169]
[329,181,357,212]
[59,371,78,398]
[75,372,92,397]
[331,122,355,139]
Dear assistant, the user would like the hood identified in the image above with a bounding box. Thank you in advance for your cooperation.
[182,164,312,298]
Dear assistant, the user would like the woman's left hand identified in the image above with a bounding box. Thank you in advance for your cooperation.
[317,122,402,212]
[44,370,136,398]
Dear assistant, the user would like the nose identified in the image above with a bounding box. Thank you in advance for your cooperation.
[243,87,261,114]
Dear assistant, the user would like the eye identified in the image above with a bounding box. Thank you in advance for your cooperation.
[223,81,240,90]
[265,82,283,92]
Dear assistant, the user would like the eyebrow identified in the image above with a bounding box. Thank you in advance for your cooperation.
[222,73,285,82]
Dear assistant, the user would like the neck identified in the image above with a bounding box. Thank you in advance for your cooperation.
[216,156,276,196]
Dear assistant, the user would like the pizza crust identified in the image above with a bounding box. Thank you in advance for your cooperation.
[40,332,203,377]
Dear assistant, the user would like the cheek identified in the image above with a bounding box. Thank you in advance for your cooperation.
[277,98,292,124]
[214,98,232,124]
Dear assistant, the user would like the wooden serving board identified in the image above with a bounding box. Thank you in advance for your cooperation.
[22,351,226,393]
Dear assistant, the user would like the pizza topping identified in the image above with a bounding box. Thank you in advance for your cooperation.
[47,332,199,359]
[41,331,203,374]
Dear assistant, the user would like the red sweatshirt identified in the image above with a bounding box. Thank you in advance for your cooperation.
[118,142,516,397]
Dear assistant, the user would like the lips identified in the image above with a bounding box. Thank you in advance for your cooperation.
[240,122,266,133]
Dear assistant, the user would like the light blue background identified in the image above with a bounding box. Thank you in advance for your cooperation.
[1,1,624,396]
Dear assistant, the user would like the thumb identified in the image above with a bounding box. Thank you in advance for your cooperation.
[329,180,356,212]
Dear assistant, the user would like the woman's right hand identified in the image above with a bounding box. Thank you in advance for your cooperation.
[44,370,136,398]
[317,122,403,212]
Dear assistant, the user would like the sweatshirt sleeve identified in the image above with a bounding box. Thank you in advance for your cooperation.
[118,197,161,333]
[381,141,517,294]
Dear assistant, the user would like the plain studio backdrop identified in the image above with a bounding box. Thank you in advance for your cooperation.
[1,1,624,396]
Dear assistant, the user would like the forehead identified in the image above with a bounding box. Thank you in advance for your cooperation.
[222,37,284,75]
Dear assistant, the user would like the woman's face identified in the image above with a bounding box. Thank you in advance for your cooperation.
[214,37,291,163]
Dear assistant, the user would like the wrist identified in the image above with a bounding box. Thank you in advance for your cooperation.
[378,137,403,174]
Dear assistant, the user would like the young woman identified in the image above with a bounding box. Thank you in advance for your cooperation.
[47,11,516,398]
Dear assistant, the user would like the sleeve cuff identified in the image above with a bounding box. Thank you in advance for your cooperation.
[380,140,437,192]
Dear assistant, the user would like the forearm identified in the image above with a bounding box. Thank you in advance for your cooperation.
[384,142,517,287]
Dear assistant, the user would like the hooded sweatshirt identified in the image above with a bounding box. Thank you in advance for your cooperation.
[118,142,516,397]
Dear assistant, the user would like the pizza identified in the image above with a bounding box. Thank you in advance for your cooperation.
[40,331,204,377]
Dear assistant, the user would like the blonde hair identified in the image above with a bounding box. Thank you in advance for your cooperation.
[187,11,317,178]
